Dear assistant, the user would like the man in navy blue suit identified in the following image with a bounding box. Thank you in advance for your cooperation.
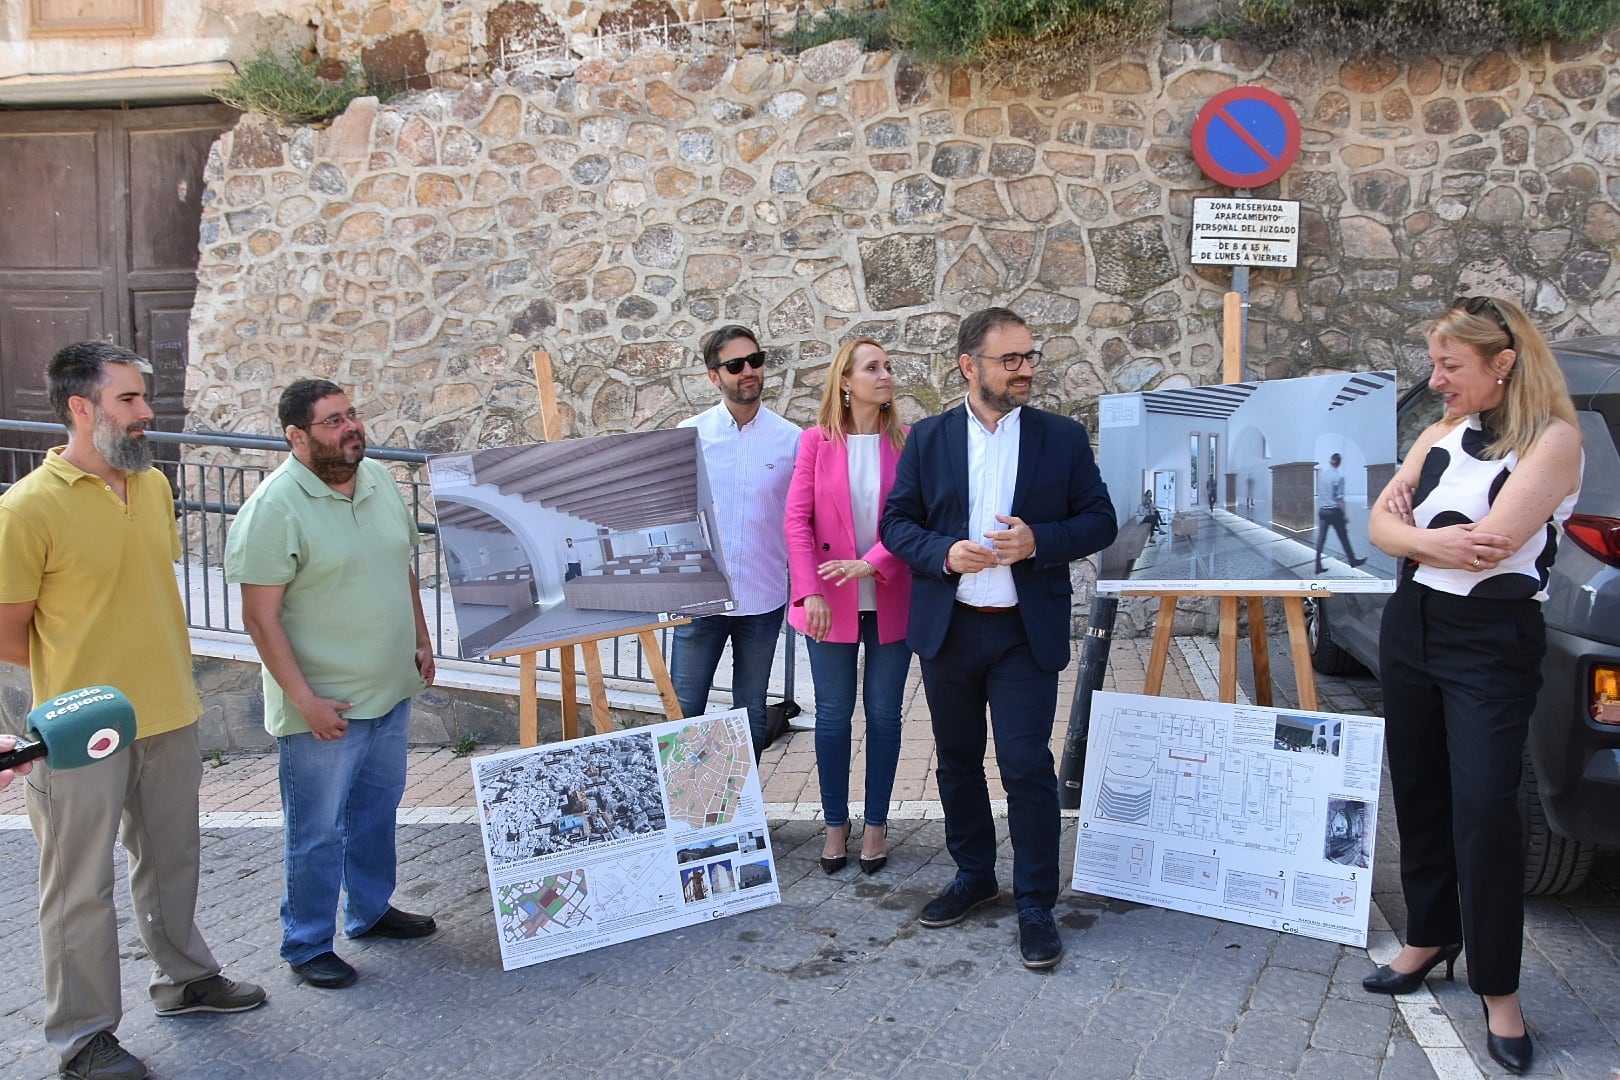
[880,307,1115,969]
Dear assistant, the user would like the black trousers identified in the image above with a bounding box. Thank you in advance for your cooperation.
[919,604,1061,912]
[1378,580,1545,995]
[1316,505,1358,564]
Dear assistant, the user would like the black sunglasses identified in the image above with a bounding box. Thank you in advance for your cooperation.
[1456,296,1515,352]
[714,351,767,375]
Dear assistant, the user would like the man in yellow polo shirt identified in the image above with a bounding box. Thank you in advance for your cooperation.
[0,342,266,1080]
[226,378,436,991]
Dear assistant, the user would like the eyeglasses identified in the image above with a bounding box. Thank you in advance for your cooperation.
[975,350,1042,371]
[714,351,767,375]
[1456,297,1515,352]
[307,408,361,429]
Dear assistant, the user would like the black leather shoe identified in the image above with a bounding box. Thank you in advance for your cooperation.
[290,951,357,989]
[1362,942,1462,995]
[1350,556,1368,568]
[1017,907,1063,970]
[1482,998,1532,1074]
[917,877,999,928]
[352,906,437,940]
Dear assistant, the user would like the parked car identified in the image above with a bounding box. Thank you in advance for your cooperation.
[1307,335,1620,895]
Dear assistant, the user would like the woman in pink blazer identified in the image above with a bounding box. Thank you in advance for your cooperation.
[785,337,913,875]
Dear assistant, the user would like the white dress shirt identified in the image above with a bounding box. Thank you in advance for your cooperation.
[681,402,800,615]
[955,405,1021,608]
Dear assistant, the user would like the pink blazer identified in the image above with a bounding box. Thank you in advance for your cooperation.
[784,425,912,644]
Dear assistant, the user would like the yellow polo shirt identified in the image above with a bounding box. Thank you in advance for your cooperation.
[0,449,200,738]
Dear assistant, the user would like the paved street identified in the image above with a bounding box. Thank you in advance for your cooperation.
[3,626,1619,1079]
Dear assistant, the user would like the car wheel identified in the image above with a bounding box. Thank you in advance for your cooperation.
[1305,596,1362,676]
[1520,745,1596,896]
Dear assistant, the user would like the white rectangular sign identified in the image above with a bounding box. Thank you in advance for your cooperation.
[1191,197,1300,267]
[471,709,780,970]
[1072,691,1383,947]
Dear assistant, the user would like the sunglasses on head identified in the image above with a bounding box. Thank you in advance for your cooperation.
[714,351,767,375]
[1455,296,1515,352]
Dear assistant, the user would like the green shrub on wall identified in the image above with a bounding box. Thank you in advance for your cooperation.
[787,0,1619,77]
[214,49,370,125]
[1225,0,1620,52]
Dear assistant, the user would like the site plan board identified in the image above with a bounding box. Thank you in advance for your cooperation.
[1072,691,1384,947]
[471,709,780,970]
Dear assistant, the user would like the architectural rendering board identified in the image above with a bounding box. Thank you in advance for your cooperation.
[1095,370,1399,594]
[471,709,779,970]
[428,428,735,658]
[1072,691,1383,948]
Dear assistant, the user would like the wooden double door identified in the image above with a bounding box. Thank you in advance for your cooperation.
[0,103,237,448]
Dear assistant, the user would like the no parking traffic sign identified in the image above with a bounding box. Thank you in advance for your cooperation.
[1191,86,1301,190]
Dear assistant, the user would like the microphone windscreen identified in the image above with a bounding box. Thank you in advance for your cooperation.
[24,687,137,770]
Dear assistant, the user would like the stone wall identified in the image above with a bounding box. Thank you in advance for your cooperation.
[188,32,1620,634]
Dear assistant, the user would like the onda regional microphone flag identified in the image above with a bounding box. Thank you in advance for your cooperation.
[0,686,136,772]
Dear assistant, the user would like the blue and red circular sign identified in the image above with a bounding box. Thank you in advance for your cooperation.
[1191,86,1301,190]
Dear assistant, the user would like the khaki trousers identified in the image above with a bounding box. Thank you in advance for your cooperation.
[26,723,219,1065]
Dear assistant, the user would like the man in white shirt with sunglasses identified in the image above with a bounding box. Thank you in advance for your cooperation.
[674,325,800,759]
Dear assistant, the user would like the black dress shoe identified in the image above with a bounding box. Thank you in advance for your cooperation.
[352,906,437,940]
[1362,942,1462,995]
[290,951,357,989]
[1017,908,1063,970]
[1350,556,1367,568]
[1481,998,1532,1074]
[917,877,999,928]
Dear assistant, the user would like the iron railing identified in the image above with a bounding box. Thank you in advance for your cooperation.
[0,420,797,702]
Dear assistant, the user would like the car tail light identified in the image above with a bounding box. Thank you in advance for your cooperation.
[1565,514,1620,568]
[1594,664,1620,726]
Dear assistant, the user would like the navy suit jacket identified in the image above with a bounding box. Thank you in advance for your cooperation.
[879,403,1116,673]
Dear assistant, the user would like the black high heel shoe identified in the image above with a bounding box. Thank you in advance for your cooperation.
[1481,998,1532,1074]
[859,824,887,875]
[820,822,850,874]
[1362,942,1463,995]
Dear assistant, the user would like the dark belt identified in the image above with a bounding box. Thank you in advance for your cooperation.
[956,601,1017,614]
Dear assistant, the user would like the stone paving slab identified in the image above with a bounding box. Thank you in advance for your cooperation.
[2,818,1434,1080]
[3,633,1619,1077]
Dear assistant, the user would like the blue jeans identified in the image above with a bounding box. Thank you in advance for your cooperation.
[671,606,785,757]
[277,698,411,964]
[808,612,911,827]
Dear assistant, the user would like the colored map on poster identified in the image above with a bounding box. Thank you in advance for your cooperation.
[658,714,753,831]
[497,870,591,942]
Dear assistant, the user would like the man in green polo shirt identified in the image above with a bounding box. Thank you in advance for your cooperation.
[226,378,436,991]
[0,342,265,1080]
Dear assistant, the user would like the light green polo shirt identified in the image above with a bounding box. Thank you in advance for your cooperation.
[225,456,424,736]
[0,449,201,738]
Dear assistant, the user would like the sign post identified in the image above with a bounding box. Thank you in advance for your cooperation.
[1189,86,1302,382]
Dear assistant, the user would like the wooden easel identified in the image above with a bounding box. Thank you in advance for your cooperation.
[1127,291,1326,712]
[486,349,686,745]
[1128,589,1324,710]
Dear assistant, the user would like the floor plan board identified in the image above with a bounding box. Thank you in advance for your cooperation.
[1072,691,1383,947]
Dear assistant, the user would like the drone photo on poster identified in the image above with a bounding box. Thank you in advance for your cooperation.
[1094,370,1399,594]
[428,428,735,658]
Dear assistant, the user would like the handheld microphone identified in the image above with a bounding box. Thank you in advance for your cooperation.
[0,686,136,771]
